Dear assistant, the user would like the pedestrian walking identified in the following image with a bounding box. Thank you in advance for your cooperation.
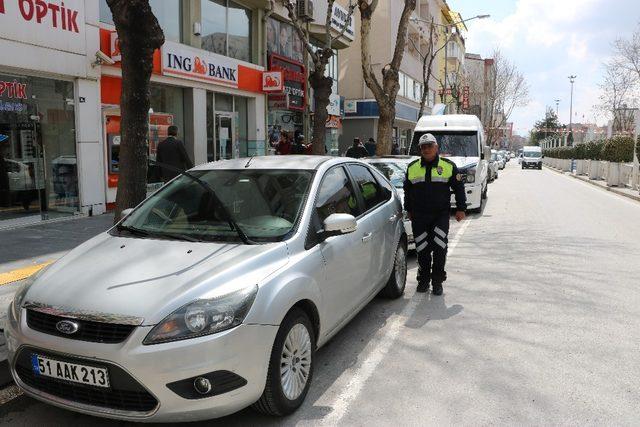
[345,138,370,158]
[156,125,193,182]
[391,141,400,155]
[364,137,376,156]
[403,133,466,295]
[276,131,292,155]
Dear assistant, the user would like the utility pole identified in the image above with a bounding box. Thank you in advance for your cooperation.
[554,99,560,117]
[568,75,576,146]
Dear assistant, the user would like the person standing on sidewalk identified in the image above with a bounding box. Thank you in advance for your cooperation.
[156,125,193,182]
[345,138,370,158]
[403,133,466,295]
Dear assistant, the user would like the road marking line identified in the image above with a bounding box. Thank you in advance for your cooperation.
[0,384,22,405]
[0,262,52,286]
[323,219,471,425]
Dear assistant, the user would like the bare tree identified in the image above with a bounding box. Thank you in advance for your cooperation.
[597,61,638,134]
[484,49,529,147]
[358,0,417,155]
[107,0,164,222]
[281,0,356,155]
[407,18,448,119]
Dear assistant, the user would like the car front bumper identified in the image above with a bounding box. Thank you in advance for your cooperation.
[522,161,542,168]
[4,304,278,422]
[451,183,482,210]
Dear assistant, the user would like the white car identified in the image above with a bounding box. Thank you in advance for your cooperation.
[489,151,500,182]
[5,156,407,422]
[497,154,506,170]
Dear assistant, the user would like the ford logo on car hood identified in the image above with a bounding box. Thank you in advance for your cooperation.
[56,320,79,335]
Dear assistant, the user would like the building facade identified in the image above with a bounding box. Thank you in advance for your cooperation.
[0,0,355,224]
[339,0,452,155]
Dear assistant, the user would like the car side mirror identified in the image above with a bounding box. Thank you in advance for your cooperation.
[121,208,134,218]
[320,213,357,239]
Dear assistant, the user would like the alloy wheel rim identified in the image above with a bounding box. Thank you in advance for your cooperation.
[395,245,407,290]
[280,323,312,401]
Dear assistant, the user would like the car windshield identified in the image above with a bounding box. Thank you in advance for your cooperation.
[370,162,405,188]
[524,152,542,158]
[115,169,313,243]
[411,131,479,157]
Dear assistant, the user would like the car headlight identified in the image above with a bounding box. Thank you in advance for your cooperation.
[464,168,476,183]
[11,264,51,322]
[143,284,258,345]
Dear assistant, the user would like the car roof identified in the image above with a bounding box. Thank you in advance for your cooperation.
[192,155,335,171]
[415,114,483,131]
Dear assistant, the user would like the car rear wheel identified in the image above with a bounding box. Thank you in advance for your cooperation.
[381,239,407,299]
[253,308,315,416]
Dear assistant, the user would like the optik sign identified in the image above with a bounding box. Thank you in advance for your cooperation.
[162,41,239,88]
[0,0,85,54]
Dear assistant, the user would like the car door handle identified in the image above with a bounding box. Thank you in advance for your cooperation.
[388,214,398,222]
[362,232,373,243]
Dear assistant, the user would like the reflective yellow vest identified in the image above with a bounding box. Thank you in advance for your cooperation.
[407,158,454,184]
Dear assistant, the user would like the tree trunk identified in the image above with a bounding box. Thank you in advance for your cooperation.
[309,70,332,155]
[376,104,396,156]
[107,0,164,223]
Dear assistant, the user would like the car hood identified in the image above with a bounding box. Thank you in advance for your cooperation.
[24,233,289,325]
[441,156,479,170]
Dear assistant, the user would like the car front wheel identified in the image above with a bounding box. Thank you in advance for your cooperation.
[253,308,315,416]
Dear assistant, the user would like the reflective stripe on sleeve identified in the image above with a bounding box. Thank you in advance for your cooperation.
[416,241,428,252]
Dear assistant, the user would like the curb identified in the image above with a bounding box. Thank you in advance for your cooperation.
[543,166,640,202]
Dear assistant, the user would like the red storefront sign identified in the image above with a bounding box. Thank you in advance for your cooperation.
[268,53,306,111]
[462,86,470,109]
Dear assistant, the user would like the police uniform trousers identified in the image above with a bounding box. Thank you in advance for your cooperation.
[412,210,450,285]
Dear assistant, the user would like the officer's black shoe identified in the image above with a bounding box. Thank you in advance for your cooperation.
[432,283,443,296]
[416,281,430,293]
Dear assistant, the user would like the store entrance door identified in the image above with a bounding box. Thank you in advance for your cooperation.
[0,111,47,223]
[215,112,235,160]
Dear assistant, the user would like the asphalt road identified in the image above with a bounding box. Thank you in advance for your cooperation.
[1,160,640,425]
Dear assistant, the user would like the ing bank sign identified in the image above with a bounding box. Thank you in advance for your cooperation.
[162,41,239,88]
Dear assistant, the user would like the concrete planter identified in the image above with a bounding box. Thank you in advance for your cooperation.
[584,160,591,176]
[562,159,572,172]
[600,161,609,181]
[576,159,586,175]
[589,161,600,179]
[607,162,621,187]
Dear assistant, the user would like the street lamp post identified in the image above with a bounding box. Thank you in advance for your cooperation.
[554,99,560,117]
[568,75,576,146]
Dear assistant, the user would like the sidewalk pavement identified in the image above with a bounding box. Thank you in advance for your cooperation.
[0,213,115,384]
[544,165,640,203]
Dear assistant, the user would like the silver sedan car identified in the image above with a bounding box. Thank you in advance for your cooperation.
[5,156,407,422]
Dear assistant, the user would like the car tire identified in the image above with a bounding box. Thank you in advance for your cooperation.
[253,308,315,416]
[482,183,488,200]
[381,239,407,299]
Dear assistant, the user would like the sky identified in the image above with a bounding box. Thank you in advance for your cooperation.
[450,0,640,136]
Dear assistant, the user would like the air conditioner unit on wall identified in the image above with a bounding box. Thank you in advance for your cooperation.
[297,0,314,21]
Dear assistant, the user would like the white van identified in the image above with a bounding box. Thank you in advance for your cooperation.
[522,146,543,169]
[410,114,490,212]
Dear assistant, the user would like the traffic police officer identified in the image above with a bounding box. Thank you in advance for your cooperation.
[404,133,466,295]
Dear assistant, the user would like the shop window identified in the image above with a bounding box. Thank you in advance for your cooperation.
[99,0,183,43]
[267,17,304,64]
[0,74,78,220]
[202,0,252,62]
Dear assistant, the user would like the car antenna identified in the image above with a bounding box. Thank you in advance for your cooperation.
[245,156,254,168]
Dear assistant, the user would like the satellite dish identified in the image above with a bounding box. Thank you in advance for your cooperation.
[431,103,446,115]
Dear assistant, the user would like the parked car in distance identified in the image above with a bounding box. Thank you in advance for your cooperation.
[497,153,506,170]
[489,150,500,182]
[364,156,418,249]
[5,156,408,422]
[522,146,543,169]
